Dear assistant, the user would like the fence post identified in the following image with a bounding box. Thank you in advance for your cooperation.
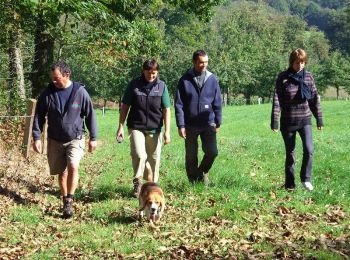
[22,99,36,158]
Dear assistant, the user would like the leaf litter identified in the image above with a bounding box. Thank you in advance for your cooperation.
[0,130,350,259]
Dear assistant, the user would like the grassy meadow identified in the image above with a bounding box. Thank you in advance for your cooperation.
[3,100,350,259]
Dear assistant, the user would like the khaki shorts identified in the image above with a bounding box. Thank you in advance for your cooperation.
[47,137,85,175]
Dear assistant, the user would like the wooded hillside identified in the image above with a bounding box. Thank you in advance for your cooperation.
[0,0,350,116]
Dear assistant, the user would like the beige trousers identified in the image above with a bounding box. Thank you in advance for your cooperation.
[129,129,162,182]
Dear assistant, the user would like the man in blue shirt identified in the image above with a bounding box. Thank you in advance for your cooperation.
[33,61,97,218]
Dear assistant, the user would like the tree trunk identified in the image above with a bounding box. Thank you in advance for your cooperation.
[30,13,55,98]
[222,84,227,106]
[7,4,25,114]
[336,86,339,100]
[226,86,230,106]
[245,93,251,105]
[8,28,25,99]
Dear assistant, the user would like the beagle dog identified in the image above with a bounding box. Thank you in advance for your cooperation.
[138,182,165,222]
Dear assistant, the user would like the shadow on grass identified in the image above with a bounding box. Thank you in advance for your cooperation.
[164,180,190,193]
[0,174,59,205]
[114,185,133,199]
[77,184,133,203]
[106,212,138,224]
[0,186,29,204]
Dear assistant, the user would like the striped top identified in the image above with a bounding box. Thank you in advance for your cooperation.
[271,69,323,131]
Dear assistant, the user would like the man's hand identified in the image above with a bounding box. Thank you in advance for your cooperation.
[88,140,97,152]
[164,132,170,145]
[116,127,124,143]
[178,128,186,139]
[33,140,42,153]
[215,127,220,133]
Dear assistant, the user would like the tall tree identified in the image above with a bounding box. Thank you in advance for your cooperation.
[0,0,30,114]
[316,50,350,98]
[26,0,225,98]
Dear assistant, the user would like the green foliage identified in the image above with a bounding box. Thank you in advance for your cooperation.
[312,0,347,9]
[167,0,226,21]
[0,0,348,109]
[160,11,207,95]
[200,1,328,102]
[316,50,350,96]
[268,0,289,13]
[264,0,350,55]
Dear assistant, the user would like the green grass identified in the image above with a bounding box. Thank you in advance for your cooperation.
[3,100,350,258]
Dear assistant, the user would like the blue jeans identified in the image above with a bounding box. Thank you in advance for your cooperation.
[185,126,218,182]
[281,125,314,188]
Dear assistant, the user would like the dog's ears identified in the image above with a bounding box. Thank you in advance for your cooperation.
[160,199,165,214]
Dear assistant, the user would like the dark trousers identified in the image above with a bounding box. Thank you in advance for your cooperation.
[185,126,218,182]
[281,125,314,188]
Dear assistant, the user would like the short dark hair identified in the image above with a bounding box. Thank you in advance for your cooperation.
[192,50,207,61]
[142,59,160,71]
[51,61,71,76]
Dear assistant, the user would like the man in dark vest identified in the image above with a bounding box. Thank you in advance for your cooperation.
[33,61,97,218]
[116,59,171,197]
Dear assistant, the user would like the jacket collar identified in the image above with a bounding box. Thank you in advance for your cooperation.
[187,68,213,84]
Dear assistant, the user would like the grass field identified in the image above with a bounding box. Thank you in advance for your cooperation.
[2,100,350,259]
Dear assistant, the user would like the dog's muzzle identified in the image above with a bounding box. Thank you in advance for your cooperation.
[149,207,160,221]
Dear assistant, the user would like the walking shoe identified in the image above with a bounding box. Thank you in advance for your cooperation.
[132,178,142,198]
[284,183,296,190]
[203,172,210,186]
[62,198,74,218]
[302,182,314,191]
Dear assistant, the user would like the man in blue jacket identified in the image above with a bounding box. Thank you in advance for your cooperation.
[175,50,222,184]
[32,61,97,218]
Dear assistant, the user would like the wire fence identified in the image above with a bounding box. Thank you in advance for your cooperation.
[0,99,37,158]
[0,115,33,119]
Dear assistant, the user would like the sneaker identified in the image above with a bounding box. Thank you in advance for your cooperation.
[203,172,210,186]
[62,198,73,218]
[302,182,314,191]
[132,178,142,198]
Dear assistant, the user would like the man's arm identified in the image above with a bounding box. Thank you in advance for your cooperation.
[174,80,186,137]
[212,78,222,129]
[116,103,130,141]
[32,93,47,153]
[162,107,170,144]
[82,89,98,152]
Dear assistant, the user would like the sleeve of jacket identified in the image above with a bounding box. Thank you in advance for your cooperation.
[307,73,323,127]
[174,78,185,128]
[32,91,48,141]
[271,75,281,130]
[82,88,98,140]
[213,77,222,127]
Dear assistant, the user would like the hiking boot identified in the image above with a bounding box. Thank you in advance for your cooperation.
[302,182,314,191]
[132,178,142,198]
[62,198,73,218]
[203,172,210,186]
